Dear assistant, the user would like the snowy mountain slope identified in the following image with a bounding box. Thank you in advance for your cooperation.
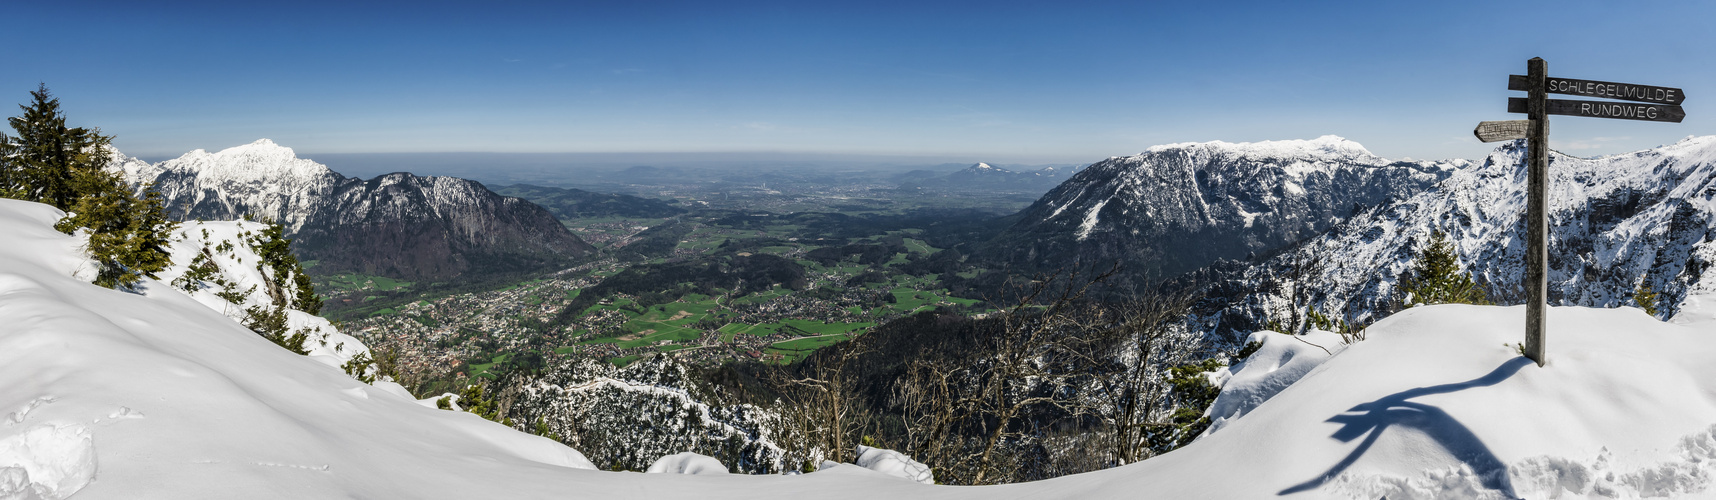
[508,356,793,474]
[1207,136,1716,339]
[987,136,1464,286]
[111,140,594,280]
[6,196,1716,498]
[156,219,367,369]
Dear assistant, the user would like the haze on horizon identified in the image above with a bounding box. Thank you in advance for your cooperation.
[5,0,1714,165]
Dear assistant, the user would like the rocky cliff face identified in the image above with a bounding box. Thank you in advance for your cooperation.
[985,136,1463,287]
[1199,136,1716,343]
[112,139,594,280]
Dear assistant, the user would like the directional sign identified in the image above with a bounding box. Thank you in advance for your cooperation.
[1499,58,1686,367]
[1474,120,1532,142]
[1508,97,1685,123]
[1509,75,1686,105]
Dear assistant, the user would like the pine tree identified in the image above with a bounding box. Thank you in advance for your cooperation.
[1634,280,1659,317]
[3,85,179,289]
[0,84,107,209]
[246,219,323,314]
[1397,230,1490,307]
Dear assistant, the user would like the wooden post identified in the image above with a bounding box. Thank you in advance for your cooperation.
[1524,57,1548,366]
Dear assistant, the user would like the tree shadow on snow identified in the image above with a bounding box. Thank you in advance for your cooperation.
[1278,357,1533,497]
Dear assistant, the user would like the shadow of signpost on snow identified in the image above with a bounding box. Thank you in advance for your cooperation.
[1279,357,1533,497]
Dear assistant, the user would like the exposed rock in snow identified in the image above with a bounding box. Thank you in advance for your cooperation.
[647,452,730,475]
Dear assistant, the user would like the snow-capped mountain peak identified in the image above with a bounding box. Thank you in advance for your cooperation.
[989,136,1463,281]
[111,140,594,280]
[1142,135,1375,161]
[156,138,333,185]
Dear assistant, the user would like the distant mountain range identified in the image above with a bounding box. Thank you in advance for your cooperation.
[981,136,1465,288]
[897,162,1079,193]
[1198,136,1716,341]
[487,184,687,219]
[111,139,594,281]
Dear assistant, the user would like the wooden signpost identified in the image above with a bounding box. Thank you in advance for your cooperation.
[1473,120,1531,142]
[1476,58,1686,366]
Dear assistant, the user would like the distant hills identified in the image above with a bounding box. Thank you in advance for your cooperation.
[111,139,594,281]
[897,162,1079,193]
[487,184,687,219]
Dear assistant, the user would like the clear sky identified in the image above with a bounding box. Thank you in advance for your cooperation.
[5,0,1714,164]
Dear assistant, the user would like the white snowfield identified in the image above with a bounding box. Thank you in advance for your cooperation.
[647,452,731,475]
[4,195,1716,498]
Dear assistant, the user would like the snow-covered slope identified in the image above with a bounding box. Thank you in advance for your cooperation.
[6,194,1715,498]
[111,140,594,280]
[509,356,792,473]
[156,219,366,369]
[1208,136,1716,338]
[988,136,1464,286]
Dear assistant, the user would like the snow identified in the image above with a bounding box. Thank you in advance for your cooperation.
[1075,198,1108,241]
[155,220,367,371]
[853,445,934,484]
[0,423,96,500]
[1143,135,1376,160]
[647,452,730,475]
[3,194,1716,498]
[113,141,339,234]
[1224,136,1716,332]
[1203,329,1348,436]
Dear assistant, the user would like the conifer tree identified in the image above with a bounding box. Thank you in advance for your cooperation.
[55,177,177,287]
[0,85,107,209]
[246,219,323,314]
[1633,280,1659,318]
[1397,230,1490,307]
[2,85,179,288]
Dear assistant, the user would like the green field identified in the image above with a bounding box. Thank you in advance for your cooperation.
[323,273,414,292]
[779,319,872,335]
[468,353,512,379]
[765,334,858,363]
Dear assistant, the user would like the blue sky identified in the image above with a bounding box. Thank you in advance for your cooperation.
[5,0,1714,163]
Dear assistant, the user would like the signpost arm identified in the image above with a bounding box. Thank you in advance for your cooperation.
[1525,57,1549,366]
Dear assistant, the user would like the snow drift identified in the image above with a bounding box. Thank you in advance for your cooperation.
[647,452,730,475]
[2,195,1715,498]
[1204,329,1348,436]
